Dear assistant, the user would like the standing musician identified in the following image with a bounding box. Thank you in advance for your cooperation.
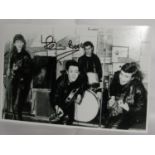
[78,41,103,98]
[78,41,102,82]
[8,34,32,120]
[106,62,147,129]
[50,60,88,125]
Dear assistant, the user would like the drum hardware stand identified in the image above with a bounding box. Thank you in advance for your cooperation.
[99,88,103,127]
[98,75,108,127]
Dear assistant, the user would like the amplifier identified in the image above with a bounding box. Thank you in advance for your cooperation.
[31,89,54,117]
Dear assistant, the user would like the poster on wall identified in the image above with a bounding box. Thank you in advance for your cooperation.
[112,46,129,62]
[0,20,151,134]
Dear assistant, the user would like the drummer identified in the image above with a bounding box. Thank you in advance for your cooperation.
[78,41,103,97]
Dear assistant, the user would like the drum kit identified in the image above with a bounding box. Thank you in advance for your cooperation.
[74,72,103,125]
[74,89,100,122]
[49,72,103,126]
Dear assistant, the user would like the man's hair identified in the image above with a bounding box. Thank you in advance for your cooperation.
[121,62,143,81]
[65,60,79,71]
[13,34,26,50]
[83,41,94,50]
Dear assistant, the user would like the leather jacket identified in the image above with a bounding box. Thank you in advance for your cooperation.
[10,50,32,82]
[51,73,88,111]
[78,54,102,81]
[109,71,147,122]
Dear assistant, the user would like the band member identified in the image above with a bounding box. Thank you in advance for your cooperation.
[106,62,147,129]
[78,41,103,104]
[9,34,32,120]
[78,41,102,82]
[50,60,88,125]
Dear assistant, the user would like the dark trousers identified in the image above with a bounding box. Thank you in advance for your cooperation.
[11,79,31,120]
[105,113,136,129]
[61,103,75,125]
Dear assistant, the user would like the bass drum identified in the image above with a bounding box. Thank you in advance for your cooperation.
[74,90,100,122]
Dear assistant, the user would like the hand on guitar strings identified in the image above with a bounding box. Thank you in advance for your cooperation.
[118,100,130,112]
[74,94,82,105]
[13,63,19,71]
[108,97,130,117]
[55,105,64,117]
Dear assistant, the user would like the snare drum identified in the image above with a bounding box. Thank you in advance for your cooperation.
[74,90,100,122]
[87,72,99,85]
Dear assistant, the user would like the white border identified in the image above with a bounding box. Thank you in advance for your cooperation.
[0,20,152,134]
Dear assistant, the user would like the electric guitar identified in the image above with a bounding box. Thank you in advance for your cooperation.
[49,88,81,123]
[65,88,81,108]
[11,56,28,80]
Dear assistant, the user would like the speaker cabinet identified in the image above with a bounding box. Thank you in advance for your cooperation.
[31,89,54,117]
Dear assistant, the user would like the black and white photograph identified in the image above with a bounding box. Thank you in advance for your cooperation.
[0,20,151,131]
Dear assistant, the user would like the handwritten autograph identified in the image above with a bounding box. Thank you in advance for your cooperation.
[41,35,83,50]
